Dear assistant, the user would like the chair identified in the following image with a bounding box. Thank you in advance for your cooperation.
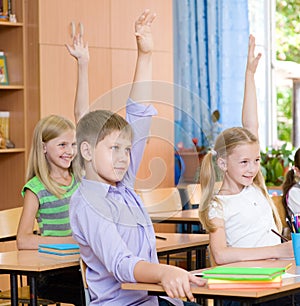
[136,187,182,214]
[186,182,222,208]
[0,207,60,306]
[271,195,290,239]
[186,184,202,208]
[0,207,23,241]
[79,258,90,305]
[136,188,190,265]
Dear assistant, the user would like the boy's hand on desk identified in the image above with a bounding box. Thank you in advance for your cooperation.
[160,265,206,302]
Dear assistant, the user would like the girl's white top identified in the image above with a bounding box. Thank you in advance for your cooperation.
[209,185,281,247]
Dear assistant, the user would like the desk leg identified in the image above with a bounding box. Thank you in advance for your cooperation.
[10,273,18,306]
[196,248,207,269]
[187,251,192,270]
[28,276,38,306]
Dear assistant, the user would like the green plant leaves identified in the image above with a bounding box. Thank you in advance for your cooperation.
[260,144,294,186]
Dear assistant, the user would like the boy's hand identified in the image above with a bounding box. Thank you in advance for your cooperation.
[160,265,206,302]
[135,9,156,54]
[246,34,262,74]
[66,33,89,64]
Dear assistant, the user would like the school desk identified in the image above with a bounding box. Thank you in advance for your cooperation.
[150,208,204,233]
[156,233,209,270]
[122,259,300,306]
[0,250,80,306]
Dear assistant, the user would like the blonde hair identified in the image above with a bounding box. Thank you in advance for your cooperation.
[199,127,282,233]
[76,110,132,170]
[26,115,80,197]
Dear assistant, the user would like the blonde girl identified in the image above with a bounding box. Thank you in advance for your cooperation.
[16,31,89,306]
[199,35,293,266]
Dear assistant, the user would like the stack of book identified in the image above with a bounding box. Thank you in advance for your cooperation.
[202,266,286,289]
[38,243,80,258]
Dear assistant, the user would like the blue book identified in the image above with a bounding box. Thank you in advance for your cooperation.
[38,243,80,256]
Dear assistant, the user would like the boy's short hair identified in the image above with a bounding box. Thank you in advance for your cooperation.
[76,110,132,167]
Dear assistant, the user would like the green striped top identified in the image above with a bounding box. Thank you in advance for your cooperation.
[22,175,79,236]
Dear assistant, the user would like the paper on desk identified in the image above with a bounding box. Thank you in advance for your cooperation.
[282,272,300,278]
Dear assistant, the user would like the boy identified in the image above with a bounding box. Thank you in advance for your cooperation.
[69,9,205,306]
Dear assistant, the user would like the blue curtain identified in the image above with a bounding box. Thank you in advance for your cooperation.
[173,0,250,149]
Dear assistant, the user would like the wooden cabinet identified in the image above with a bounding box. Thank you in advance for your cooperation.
[0,0,26,209]
[0,1,40,210]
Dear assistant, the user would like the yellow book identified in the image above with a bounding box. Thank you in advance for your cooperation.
[0,111,9,140]
[1,0,8,18]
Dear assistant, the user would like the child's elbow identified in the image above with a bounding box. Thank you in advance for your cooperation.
[16,235,29,250]
[211,250,227,265]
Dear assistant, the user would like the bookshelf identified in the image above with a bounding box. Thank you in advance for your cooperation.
[0,0,26,209]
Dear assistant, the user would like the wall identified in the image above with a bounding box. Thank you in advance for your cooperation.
[37,0,174,188]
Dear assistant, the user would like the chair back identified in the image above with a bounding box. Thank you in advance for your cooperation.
[186,182,222,206]
[80,257,90,305]
[271,195,290,238]
[136,187,182,214]
[0,207,23,240]
[186,184,202,206]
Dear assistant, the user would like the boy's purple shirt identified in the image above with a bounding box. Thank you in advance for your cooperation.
[70,99,183,305]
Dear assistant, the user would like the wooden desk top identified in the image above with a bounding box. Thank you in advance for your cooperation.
[156,233,209,253]
[122,259,300,299]
[0,250,79,272]
[150,209,199,223]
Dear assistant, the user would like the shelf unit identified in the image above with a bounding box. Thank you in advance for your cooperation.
[0,1,25,209]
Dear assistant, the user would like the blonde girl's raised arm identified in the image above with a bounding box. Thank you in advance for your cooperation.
[66,32,90,123]
[242,35,261,138]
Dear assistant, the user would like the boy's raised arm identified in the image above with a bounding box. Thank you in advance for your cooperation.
[242,34,261,138]
[129,9,156,102]
[66,32,90,123]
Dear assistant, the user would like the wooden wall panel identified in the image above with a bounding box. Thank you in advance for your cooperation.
[38,0,174,187]
[110,1,174,187]
[39,46,112,120]
[39,45,78,119]
[110,0,173,52]
[39,0,110,48]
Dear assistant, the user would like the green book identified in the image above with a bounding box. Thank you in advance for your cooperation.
[202,266,286,281]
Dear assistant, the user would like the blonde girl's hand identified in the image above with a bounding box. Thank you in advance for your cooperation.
[246,34,262,74]
[135,9,156,54]
[66,33,89,64]
[160,265,206,302]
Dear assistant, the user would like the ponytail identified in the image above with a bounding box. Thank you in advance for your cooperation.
[199,151,219,232]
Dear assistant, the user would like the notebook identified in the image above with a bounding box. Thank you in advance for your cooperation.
[202,266,286,281]
[38,243,80,256]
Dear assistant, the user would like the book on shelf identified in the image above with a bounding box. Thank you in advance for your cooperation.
[0,111,9,139]
[202,266,286,281]
[38,243,80,256]
[0,52,9,85]
[207,276,282,289]
[0,0,9,21]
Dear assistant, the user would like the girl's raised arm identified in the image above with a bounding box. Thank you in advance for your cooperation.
[66,31,90,123]
[242,34,261,138]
